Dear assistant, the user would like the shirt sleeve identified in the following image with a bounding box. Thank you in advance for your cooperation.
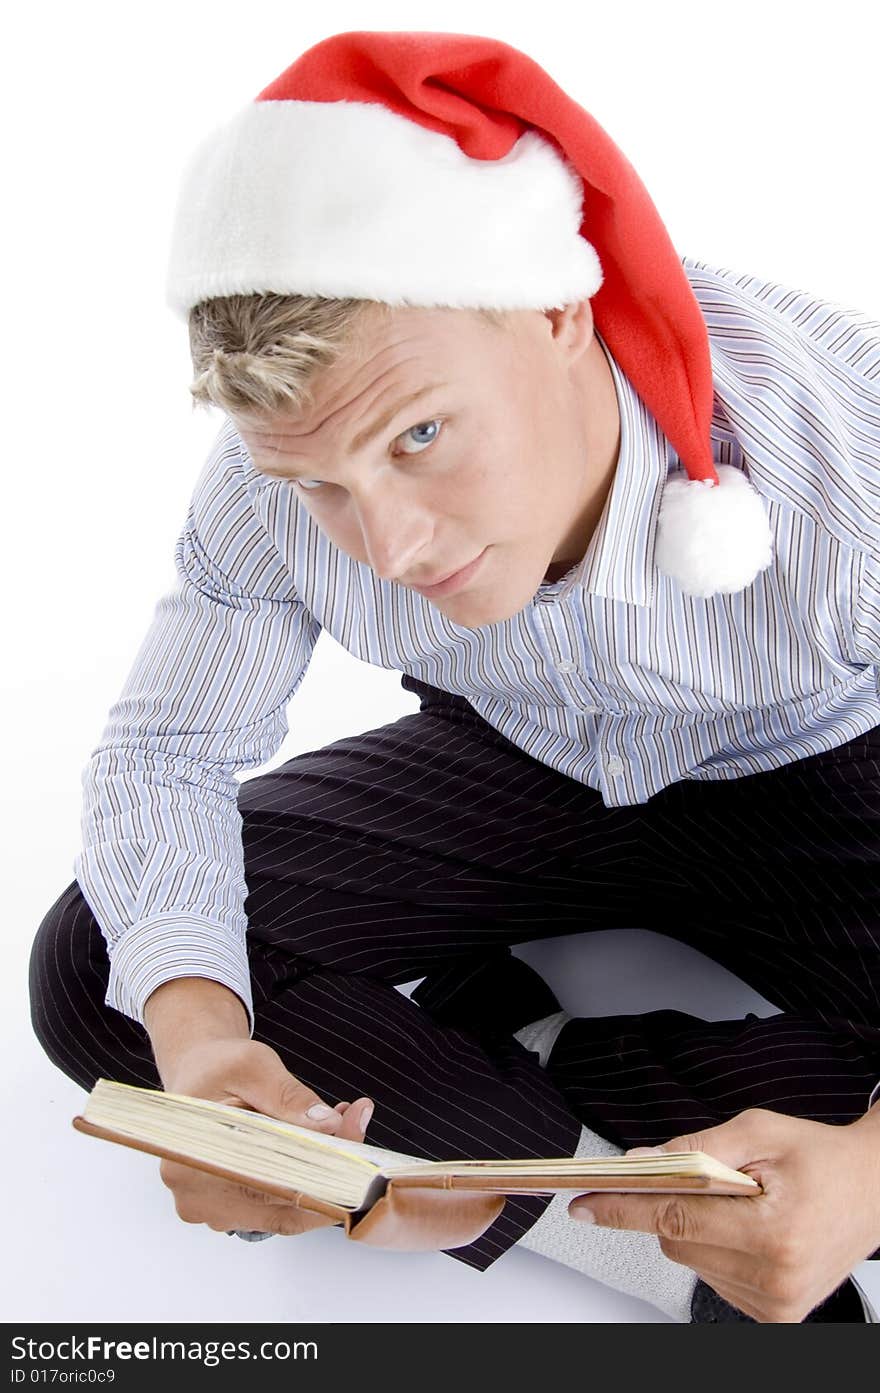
[853,548,880,680]
[73,419,322,1036]
[855,557,880,1112]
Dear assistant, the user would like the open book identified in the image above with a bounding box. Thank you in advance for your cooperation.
[73,1078,762,1251]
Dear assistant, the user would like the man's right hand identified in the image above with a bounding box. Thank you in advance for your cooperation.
[157,1036,375,1238]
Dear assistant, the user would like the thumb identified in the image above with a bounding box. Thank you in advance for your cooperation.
[238,1046,348,1134]
[624,1109,774,1173]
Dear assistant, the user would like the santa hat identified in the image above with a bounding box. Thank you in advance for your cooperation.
[165,30,773,599]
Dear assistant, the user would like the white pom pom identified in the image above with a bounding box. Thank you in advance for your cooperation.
[654,465,774,599]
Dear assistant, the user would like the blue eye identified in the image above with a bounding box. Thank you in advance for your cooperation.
[292,418,443,493]
[396,419,443,455]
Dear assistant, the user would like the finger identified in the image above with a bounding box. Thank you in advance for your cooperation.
[638,1221,782,1323]
[653,1236,765,1290]
[162,1097,374,1202]
[624,1109,784,1177]
[162,1098,375,1231]
[216,1200,337,1238]
[569,1189,764,1251]
[164,1165,331,1233]
[336,1096,375,1140]
[231,1106,374,1231]
[231,1041,353,1135]
[665,1238,856,1323]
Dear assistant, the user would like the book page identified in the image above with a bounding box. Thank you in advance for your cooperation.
[272,1126,424,1174]
[90,1079,423,1174]
[381,1152,759,1188]
[83,1082,758,1195]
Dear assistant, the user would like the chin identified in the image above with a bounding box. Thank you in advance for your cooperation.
[433,587,529,628]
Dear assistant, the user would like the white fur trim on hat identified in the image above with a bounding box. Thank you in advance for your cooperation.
[164,99,603,319]
[654,465,774,598]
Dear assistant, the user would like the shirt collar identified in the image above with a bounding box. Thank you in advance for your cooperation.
[535,331,672,610]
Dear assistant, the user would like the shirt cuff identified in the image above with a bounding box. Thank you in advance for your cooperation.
[869,1079,880,1111]
[105,914,255,1037]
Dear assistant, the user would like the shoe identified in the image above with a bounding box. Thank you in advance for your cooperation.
[409,948,562,1036]
[691,1273,874,1322]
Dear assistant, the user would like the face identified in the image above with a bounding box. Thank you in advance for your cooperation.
[232,298,620,628]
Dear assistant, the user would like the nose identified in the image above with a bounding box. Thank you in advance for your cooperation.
[353,485,433,582]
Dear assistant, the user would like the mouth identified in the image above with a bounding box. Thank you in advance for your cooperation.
[410,547,488,598]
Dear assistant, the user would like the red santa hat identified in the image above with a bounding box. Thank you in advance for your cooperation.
[165,29,773,599]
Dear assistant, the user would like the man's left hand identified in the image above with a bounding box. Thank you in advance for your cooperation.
[568,1106,880,1322]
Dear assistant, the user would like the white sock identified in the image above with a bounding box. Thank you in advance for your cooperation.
[513,1008,573,1067]
[513,1012,698,1323]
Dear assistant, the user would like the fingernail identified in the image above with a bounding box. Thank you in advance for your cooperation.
[307,1103,335,1120]
[570,1204,595,1223]
[626,1146,662,1156]
[359,1102,374,1133]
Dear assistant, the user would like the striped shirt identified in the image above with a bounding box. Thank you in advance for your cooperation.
[73,256,880,1043]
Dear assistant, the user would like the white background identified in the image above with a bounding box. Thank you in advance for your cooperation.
[4,0,879,1325]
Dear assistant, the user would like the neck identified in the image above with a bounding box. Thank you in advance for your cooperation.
[544,331,621,581]
[584,330,622,514]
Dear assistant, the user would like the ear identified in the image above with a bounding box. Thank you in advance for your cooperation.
[542,299,594,365]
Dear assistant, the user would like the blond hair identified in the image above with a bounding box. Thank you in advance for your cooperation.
[187,293,508,417]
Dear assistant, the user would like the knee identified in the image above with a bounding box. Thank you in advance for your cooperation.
[28,880,113,1087]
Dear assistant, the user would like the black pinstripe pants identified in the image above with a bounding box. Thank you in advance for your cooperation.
[29,675,880,1269]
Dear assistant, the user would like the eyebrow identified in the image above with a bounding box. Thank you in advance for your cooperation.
[347,384,446,455]
[252,383,447,477]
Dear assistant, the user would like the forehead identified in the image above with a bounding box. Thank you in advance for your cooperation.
[343,302,504,366]
[235,305,514,439]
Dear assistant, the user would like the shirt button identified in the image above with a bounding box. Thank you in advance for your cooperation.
[583,704,599,714]
[557,660,577,673]
[605,757,625,776]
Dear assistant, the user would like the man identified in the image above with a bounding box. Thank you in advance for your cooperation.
[28,31,880,1322]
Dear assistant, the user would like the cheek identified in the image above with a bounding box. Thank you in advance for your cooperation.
[332,521,371,566]
[298,497,367,560]
[481,455,541,526]
[460,440,525,513]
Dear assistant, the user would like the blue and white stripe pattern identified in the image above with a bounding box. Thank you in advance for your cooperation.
[73,257,880,1032]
